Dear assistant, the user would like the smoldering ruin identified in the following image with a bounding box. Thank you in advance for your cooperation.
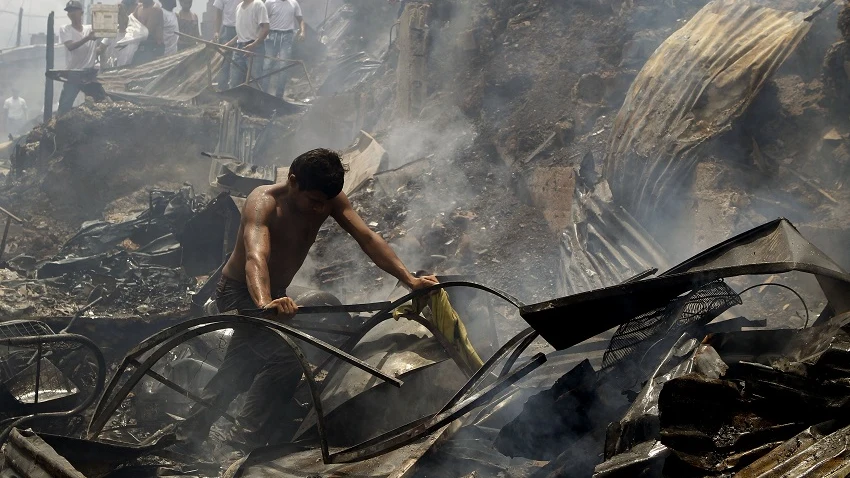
[2,0,850,476]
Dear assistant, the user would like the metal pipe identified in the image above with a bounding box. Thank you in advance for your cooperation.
[15,7,22,47]
[33,343,41,406]
[44,12,55,124]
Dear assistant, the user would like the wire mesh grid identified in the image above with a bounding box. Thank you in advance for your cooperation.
[602,280,741,369]
[0,320,55,339]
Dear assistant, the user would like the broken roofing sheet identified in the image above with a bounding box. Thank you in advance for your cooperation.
[98,44,224,104]
[603,0,824,225]
[523,218,850,351]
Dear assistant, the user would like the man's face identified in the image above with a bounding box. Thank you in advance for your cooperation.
[290,177,331,216]
[67,9,83,22]
[180,0,192,9]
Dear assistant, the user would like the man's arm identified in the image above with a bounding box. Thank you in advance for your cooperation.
[246,4,270,50]
[247,23,269,49]
[152,8,164,44]
[296,15,305,39]
[212,5,223,41]
[332,193,437,290]
[64,31,96,51]
[242,190,298,317]
[242,191,276,307]
[294,1,305,40]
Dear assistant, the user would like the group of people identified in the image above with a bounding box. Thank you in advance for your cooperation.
[130,0,201,64]
[213,0,304,97]
[56,0,201,115]
[55,0,302,117]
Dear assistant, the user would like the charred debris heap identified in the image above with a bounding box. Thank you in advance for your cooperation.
[4,0,850,477]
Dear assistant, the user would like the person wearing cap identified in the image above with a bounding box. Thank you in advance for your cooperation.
[261,0,304,99]
[212,0,241,90]
[230,0,269,90]
[58,0,100,115]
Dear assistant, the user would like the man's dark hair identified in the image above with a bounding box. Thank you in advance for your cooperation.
[289,148,346,199]
[161,0,176,10]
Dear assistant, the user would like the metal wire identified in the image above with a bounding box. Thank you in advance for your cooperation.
[0,320,54,339]
[737,282,810,328]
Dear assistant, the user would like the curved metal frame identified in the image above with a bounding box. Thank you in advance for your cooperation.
[92,282,534,466]
[0,333,106,444]
[87,315,403,441]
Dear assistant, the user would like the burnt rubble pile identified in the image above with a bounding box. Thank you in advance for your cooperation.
[0,185,239,319]
[6,0,850,476]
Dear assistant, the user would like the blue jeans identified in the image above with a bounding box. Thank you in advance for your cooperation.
[231,41,266,89]
[217,25,237,90]
[58,81,82,116]
[262,30,294,97]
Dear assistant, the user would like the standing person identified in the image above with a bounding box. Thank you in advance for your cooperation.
[161,0,179,56]
[231,0,269,90]
[102,0,140,67]
[58,0,99,116]
[262,0,304,98]
[173,148,439,457]
[133,0,164,64]
[177,0,200,50]
[3,89,27,136]
[212,0,241,90]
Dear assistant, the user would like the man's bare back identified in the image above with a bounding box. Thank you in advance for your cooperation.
[135,2,164,43]
[222,182,329,295]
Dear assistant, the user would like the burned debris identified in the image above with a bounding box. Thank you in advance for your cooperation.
[3,0,850,476]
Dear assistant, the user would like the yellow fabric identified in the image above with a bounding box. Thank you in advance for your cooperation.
[394,290,484,372]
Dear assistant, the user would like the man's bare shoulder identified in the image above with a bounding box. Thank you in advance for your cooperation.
[244,186,279,222]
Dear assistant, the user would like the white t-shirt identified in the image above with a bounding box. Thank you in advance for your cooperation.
[265,0,301,32]
[163,10,179,55]
[4,97,27,120]
[235,0,269,43]
[213,0,241,27]
[59,24,98,70]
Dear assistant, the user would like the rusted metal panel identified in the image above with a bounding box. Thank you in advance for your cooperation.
[603,0,818,224]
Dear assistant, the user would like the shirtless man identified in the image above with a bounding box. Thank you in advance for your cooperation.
[176,148,438,455]
[133,0,164,64]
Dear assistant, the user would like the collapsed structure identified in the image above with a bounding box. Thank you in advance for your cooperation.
[2,0,850,476]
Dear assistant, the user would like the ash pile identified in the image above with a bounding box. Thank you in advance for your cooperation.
[4,0,850,476]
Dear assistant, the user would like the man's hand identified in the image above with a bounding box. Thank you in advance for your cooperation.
[213,32,220,42]
[262,297,298,320]
[244,41,259,52]
[86,30,97,41]
[409,275,439,291]
[297,30,305,41]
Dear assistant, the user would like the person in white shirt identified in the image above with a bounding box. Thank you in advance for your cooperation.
[262,0,304,98]
[161,0,180,56]
[58,0,100,115]
[231,0,269,90]
[3,89,27,136]
[212,0,241,89]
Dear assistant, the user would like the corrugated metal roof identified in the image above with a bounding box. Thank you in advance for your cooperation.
[603,0,815,225]
[98,43,223,103]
